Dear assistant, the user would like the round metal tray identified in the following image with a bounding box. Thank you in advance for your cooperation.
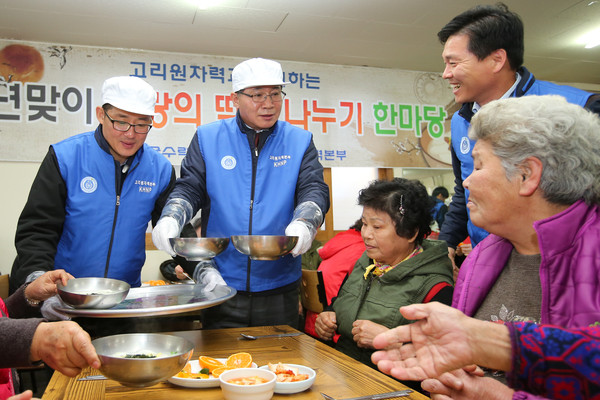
[56,284,236,318]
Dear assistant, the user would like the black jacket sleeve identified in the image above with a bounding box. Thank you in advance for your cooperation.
[585,94,600,116]
[437,145,469,250]
[10,148,67,292]
[151,166,177,226]
[295,138,330,216]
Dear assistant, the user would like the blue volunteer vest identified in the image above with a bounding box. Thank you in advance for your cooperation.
[52,130,172,286]
[196,118,311,292]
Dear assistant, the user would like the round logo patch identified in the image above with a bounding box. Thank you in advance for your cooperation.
[221,155,236,170]
[460,136,471,155]
[80,176,98,193]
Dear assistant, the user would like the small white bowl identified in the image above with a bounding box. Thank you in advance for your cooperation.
[259,364,316,394]
[219,368,276,400]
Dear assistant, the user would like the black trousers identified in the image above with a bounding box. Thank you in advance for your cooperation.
[201,284,300,329]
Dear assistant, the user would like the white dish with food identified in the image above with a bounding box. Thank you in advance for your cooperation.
[259,363,316,394]
[168,359,257,388]
[219,368,276,400]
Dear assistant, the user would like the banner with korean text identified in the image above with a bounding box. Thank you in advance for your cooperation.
[0,39,455,167]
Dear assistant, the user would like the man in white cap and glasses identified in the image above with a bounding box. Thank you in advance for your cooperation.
[152,57,330,329]
[10,76,176,321]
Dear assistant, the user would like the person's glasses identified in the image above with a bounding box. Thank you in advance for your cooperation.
[103,109,152,134]
[238,90,286,104]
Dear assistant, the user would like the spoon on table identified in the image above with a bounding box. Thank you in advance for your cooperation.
[239,332,303,340]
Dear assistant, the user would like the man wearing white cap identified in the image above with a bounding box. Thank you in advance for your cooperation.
[152,58,330,329]
[10,76,176,317]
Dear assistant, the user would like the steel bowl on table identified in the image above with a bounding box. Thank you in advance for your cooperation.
[92,333,194,387]
[231,235,298,260]
[170,237,230,260]
[57,277,130,309]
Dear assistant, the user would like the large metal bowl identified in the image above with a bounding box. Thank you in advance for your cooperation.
[231,235,298,260]
[57,277,130,309]
[92,333,193,387]
[170,237,230,260]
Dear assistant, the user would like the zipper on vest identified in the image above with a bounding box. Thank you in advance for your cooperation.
[105,164,125,278]
[355,273,375,320]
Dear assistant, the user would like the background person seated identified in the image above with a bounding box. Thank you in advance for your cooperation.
[303,219,365,342]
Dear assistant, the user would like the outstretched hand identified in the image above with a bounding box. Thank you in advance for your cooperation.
[371,302,478,381]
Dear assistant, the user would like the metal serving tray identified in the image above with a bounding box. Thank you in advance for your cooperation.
[56,284,236,318]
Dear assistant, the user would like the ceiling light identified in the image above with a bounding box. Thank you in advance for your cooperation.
[188,0,224,10]
[578,28,600,49]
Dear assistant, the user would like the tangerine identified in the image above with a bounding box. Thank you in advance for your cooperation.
[198,356,225,372]
[211,366,231,378]
[226,352,253,369]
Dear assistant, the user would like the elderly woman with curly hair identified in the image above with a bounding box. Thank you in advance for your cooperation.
[314,178,453,369]
[421,95,600,400]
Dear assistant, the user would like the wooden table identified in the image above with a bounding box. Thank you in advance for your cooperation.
[42,325,428,400]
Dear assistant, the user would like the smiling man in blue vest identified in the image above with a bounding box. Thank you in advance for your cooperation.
[152,58,330,329]
[10,76,176,320]
[437,3,600,267]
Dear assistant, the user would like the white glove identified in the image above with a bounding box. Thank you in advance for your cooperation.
[285,220,313,257]
[193,261,226,292]
[152,216,180,256]
[41,295,71,321]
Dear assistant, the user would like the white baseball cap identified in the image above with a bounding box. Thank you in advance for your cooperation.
[232,58,290,92]
[101,76,156,116]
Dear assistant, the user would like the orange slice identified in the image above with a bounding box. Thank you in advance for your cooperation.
[198,356,225,372]
[211,366,232,378]
[226,352,253,369]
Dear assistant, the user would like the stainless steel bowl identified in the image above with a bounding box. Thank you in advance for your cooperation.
[57,277,130,309]
[169,237,230,260]
[231,235,298,260]
[92,333,193,387]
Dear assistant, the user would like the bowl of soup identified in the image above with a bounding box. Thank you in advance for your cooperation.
[219,368,276,400]
[92,333,194,387]
[57,277,130,309]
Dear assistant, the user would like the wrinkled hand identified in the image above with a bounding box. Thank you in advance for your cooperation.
[422,368,513,400]
[315,311,337,341]
[40,295,71,321]
[152,216,180,256]
[285,220,312,257]
[351,320,388,349]
[25,269,73,303]
[371,302,477,381]
[30,321,101,377]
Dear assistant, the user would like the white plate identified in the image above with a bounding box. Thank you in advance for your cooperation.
[259,364,316,394]
[168,358,257,388]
